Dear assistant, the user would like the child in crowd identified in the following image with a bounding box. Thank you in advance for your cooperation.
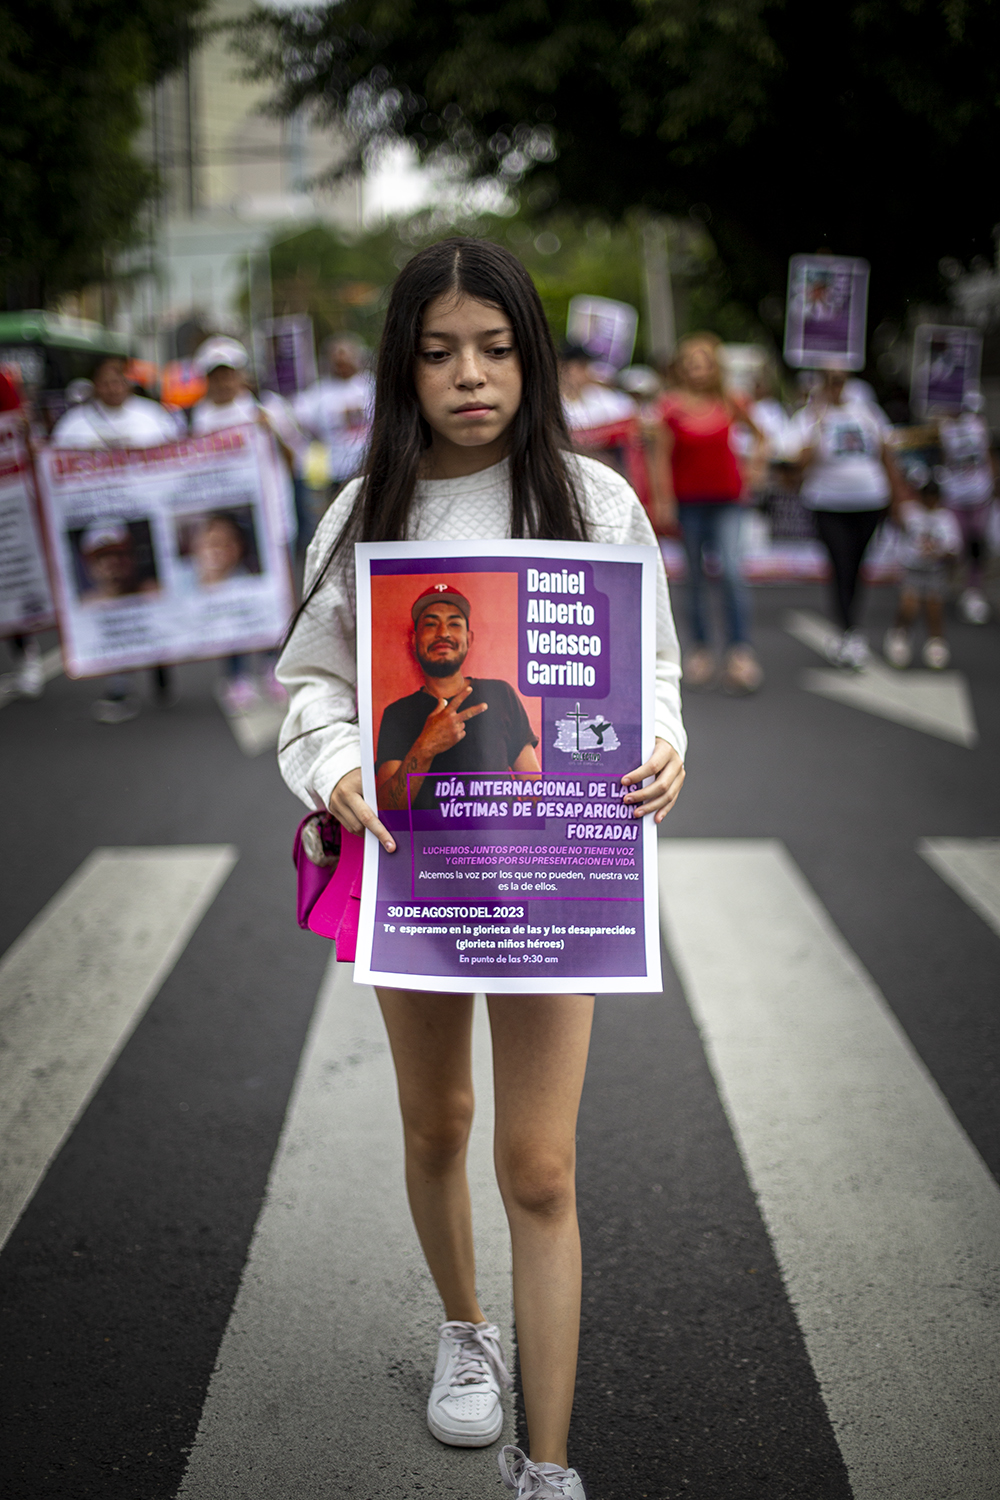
[884,479,961,670]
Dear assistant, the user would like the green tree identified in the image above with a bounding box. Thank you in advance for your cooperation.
[264,209,765,362]
[0,1,206,309]
[238,0,1000,335]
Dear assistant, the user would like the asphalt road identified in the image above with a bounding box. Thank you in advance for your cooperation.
[1,580,997,1500]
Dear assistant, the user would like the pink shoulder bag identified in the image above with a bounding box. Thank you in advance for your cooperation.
[293,812,364,961]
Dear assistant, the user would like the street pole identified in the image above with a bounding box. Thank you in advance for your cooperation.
[642,218,676,368]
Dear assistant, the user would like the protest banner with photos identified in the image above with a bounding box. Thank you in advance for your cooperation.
[354,539,662,994]
[784,254,870,370]
[0,412,56,637]
[37,425,294,677]
[910,325,982,419]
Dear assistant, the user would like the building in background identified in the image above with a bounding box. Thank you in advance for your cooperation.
[113,0,361,364]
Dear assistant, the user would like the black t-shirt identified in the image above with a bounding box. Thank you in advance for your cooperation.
[376,678,538,810]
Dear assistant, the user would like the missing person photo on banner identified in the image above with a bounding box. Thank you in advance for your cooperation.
[0,412,57,637]
[354,538,661,994]
[910,325,983,419]
[37,425,294,677]
[784,254,870,370]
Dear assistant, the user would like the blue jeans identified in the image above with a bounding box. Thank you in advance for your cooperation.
[678,502,750,647]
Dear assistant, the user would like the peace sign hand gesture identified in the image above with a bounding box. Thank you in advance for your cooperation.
[416,684,488,759]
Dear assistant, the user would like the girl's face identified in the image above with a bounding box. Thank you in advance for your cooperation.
[414,293,523,471]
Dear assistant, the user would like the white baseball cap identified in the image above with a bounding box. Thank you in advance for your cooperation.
[81,520,130,553]
[193,337,250,375]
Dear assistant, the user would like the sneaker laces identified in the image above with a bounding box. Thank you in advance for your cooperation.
[499,1445,573,1497]
[441,1320,513,1390]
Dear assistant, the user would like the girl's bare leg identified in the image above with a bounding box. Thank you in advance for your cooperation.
[376,988,484,1323]
[487,993,594,1469]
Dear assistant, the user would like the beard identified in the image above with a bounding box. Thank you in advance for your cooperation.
[417,644,468,678]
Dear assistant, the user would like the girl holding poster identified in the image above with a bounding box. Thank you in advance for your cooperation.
[277,239,686,1499]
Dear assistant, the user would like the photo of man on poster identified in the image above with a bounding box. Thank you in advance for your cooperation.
[375,583,540,811]
[74,520,160,605]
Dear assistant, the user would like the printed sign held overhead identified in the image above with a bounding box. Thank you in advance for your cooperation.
[910,325,982,419]
[567,296,638,373]
[784,254,870,371]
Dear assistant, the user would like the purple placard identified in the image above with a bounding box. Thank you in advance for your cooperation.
[355,540,660,994]
[566,296,638,371]
[261,315,317,397]
[784,255,870,371]
[910,325,983,419]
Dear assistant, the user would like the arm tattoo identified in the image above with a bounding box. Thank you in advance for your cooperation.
[382,753,420,810]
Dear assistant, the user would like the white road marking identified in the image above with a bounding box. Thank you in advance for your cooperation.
[0,647,63,709]
[659,839,1000,1500]
[219,698,285,757]
[178,960,514,1499]
[0,846,236,1252]
[918,837,1000,940]
[785,609,978,747]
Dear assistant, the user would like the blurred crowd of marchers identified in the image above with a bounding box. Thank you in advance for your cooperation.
[1,307,995,713]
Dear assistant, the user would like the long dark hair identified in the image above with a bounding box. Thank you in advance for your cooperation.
[294,237,587,623]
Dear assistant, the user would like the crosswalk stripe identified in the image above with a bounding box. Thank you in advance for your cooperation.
[918,837,1000,940]
[659,839,1000,1499]
[178,959,514,1499]
[0,846,236,1252]
[785,609,978,747]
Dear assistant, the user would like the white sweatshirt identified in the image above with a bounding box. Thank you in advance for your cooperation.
[276,453,687,811]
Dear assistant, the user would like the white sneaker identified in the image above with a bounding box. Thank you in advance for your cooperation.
[499,1445,587,1499]
[959,588,990,625]
[92,694,141,724]
[837,630,869,670]
[883,627,912,669]
[426,1320,510,1447]
[922,636,951,670]
[16,641,44,697]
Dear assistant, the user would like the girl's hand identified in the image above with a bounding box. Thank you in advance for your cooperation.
[621,738,685,824]
[330,768,396,852]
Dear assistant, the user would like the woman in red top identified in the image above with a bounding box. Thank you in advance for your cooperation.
[652,333,764,691]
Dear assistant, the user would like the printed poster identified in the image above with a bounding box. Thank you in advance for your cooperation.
[910,325,982,419]
[567,296,638,373]
[260,315,317,398]
[355,540,662,994]
[37,425,294,677]
[0,412,56,637]
[784,254,870,370]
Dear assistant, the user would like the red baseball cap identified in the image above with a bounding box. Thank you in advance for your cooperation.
[411,583,471,624]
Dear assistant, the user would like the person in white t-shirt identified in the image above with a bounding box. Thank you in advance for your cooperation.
[50,356,180,723]
[50,355,179,449]
[937,393,996,624]
[293,334,374,488]
[559,345,637,432]
[883,481,962,669]
[788,369,901,669]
